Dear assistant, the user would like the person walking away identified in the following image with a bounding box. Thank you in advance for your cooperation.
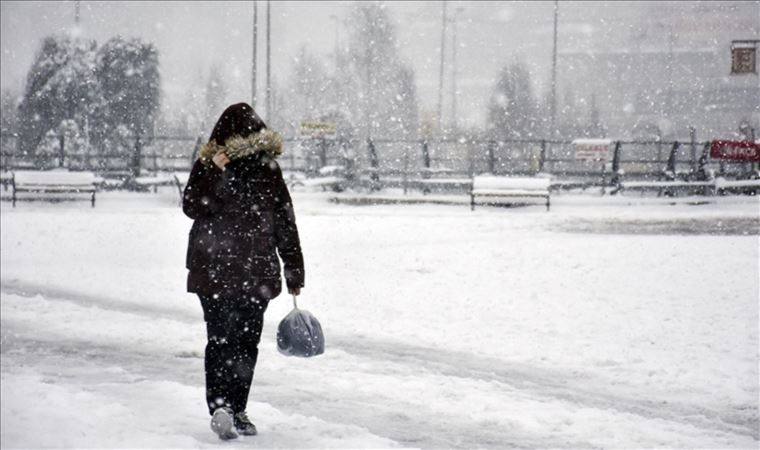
[182,102,304,440]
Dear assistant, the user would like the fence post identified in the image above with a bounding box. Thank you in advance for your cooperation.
[319,137,327,168]
[402,144,409,195]
[85,142,91,171]
[657,138,663,165]
[697,141,710,181]
[487,141,495,174]
[153,151,158,173]
[666,141,680,177]
[58,133,65,168]
[341,139,356,188]
[538,139,547,173]
[132,134,142,179]
[689,127,697,175]
[367,137,380,191]
[420,140,431,193]
[751,127,757,174]
[467,144,475,179]
[421,140,431,171]
[610,141,622,188]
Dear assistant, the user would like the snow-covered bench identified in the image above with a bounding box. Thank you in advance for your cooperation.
[301,176,344,191]
[134,171,191,205]
[134,172,181,193]
[714,177,760,195]
[287,166,348,192]
[12,170,101,207]
[470,176,551,211]
[410,177,472,194]
[406,168,470,194]
[618,180,714,197]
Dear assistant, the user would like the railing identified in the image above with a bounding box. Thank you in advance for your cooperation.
[1,133,756,188]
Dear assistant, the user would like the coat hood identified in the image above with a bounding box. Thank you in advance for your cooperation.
[199,128,283,166]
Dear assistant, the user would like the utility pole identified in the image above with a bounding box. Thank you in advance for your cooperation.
[252,1,258,109]
[451,7,464,132]
[550,0,558,137]
[666,25,674,116]
[266,0,272,122]
[329,14,339,74]
[365,35,372,138]
[437,1,448,133]
[365,46,372,138]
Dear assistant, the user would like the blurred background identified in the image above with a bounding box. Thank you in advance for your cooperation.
[1,1,759,183]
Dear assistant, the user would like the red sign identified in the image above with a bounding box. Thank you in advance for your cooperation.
[710,140,760,162]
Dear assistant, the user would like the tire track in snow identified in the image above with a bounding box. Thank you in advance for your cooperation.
[3,280,758,445]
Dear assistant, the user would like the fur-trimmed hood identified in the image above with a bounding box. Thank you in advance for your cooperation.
[199,129,283,166]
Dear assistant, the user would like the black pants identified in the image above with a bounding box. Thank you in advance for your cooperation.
[199,294,269,416]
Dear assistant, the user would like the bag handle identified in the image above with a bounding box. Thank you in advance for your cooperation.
[292,294,299,309]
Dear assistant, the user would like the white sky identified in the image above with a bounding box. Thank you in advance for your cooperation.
[1,1,562,127]
[2,1,758,128]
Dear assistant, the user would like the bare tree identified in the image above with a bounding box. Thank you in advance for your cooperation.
[487,61,538,141]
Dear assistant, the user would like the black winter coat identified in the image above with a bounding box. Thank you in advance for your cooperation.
[182,150,304,300]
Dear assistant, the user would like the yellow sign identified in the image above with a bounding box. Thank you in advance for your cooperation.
[299,121,337,140]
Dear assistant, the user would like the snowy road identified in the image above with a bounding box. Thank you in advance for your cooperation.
[2,192,758,448]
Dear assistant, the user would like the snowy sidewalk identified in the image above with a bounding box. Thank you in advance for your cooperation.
[3,287,756,448]
[1,193,758,448]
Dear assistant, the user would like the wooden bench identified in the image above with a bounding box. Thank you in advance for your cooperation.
[12,170,101,207]
[470,176,551,211]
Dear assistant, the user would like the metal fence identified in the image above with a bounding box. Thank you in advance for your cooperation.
[1,132,756,186]
[355,137,755,181]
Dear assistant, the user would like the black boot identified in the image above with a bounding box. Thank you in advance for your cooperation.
[234,411,258,436]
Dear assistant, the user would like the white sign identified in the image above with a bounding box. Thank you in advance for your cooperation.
[573,139,612,162]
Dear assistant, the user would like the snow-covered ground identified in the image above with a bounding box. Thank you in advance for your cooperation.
[1,190,758,449]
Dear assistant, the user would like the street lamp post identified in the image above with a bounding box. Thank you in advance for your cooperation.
[266,0,272,122]
[329,14,339,74]
[252,1,258,109]
[550,0,558,137]
[437,1,448,134]
[450,7,464,132]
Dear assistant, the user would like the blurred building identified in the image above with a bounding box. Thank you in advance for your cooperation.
[557,1,760,141]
